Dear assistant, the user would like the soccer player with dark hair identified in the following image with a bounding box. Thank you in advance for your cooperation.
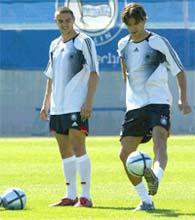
[40,6,99,208]
[118,2,192,211]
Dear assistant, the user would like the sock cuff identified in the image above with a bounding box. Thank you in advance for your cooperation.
[63,155,76,164]
[153,166,164,181]
[134,181,145,190]
[153,165,164,173]
[158,166,164,172]
[77,154,89,163]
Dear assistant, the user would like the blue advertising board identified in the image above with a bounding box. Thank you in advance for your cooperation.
[0,0,195,70]
[0,28,195,70]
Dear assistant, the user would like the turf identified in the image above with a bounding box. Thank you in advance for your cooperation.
[0,136,195,220]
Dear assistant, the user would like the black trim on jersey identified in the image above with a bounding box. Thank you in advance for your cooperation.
[85,38,96,71]
[129,32,152,44]
[80,35,96,72]
[72,33,80,43]
[161,37,183,70]
[146,32,152,41]
[62,33,80,43]
[49,34,80,65]
[50,52,53,65]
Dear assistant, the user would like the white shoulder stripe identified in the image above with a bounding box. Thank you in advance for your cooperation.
[79,35,96,72]
[84,38,96,71]
[161,37,183,70]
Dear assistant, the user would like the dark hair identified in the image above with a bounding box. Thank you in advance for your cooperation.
[55,6,75,19]
[122,3,147,25]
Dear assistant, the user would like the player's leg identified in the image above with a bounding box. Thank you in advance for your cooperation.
[153,126,168,171]
[152,125,168,182]
[120,136,143,186]
[144,104,170,196]
[49,115,77,206]
[120,107,155,211]
[144,126,168,196]
[119,108,148,185]
[50,132,78,206]
[69,128,92,207]
[120,136,154,211]
[55,133,73,158]
[69,128,87,157]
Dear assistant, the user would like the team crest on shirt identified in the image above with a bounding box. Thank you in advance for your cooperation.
[71,114,77,121]
[56,0,127,46]
[160,115,168,126]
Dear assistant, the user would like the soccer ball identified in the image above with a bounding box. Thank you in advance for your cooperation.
[0,188,26,210]
[126,151,152,177]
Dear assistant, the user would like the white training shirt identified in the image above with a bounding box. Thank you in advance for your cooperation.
[44,33,99,115]
[117,32,183,111]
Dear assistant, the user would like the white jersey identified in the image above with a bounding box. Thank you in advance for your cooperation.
[117,32,183,111]
[44,33,99,115]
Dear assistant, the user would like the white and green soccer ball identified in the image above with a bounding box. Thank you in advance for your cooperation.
[0,188,26,210]
[126,151,152,177]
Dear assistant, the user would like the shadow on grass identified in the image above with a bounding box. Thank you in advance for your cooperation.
[152,209,195,218]
[93,206,195,217]
[93,206,134,211]
[0,208,31,212]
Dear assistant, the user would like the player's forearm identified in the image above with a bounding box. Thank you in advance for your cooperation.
[120,58,127,82]
[176,71,187,102]
[42,79,52,109]
[85,72,99,105]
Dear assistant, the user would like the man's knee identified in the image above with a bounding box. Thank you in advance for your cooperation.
[119,136,141,163]
[69,129,86,143]
[69,129,86,156]
[119,150,127,163]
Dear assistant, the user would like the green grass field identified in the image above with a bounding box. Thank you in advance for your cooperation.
[0,136,195,220]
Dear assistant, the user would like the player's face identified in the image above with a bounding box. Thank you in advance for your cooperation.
[126,18,145,39]
[55,12,75,35]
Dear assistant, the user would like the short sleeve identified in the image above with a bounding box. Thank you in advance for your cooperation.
[81,37,99,75]
[149,35,183,76]
[117,35,129,58]
[117,41,123,58]
[43,43,53,79]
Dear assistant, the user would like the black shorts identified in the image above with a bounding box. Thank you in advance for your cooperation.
[49,112,89,135]
[120,104,170,143]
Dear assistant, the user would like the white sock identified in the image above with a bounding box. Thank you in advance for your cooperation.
[77,154,91,200]
[134,182,152,204]
[153,166,164,182]
[62,156,77,200]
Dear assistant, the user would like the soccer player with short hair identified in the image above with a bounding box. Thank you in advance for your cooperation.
[117,3,192,211]
[40,6,99,208]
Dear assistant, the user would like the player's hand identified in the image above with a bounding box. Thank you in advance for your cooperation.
[81,102,92,121]
[40,107,49,121]
[178,100,192,115]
